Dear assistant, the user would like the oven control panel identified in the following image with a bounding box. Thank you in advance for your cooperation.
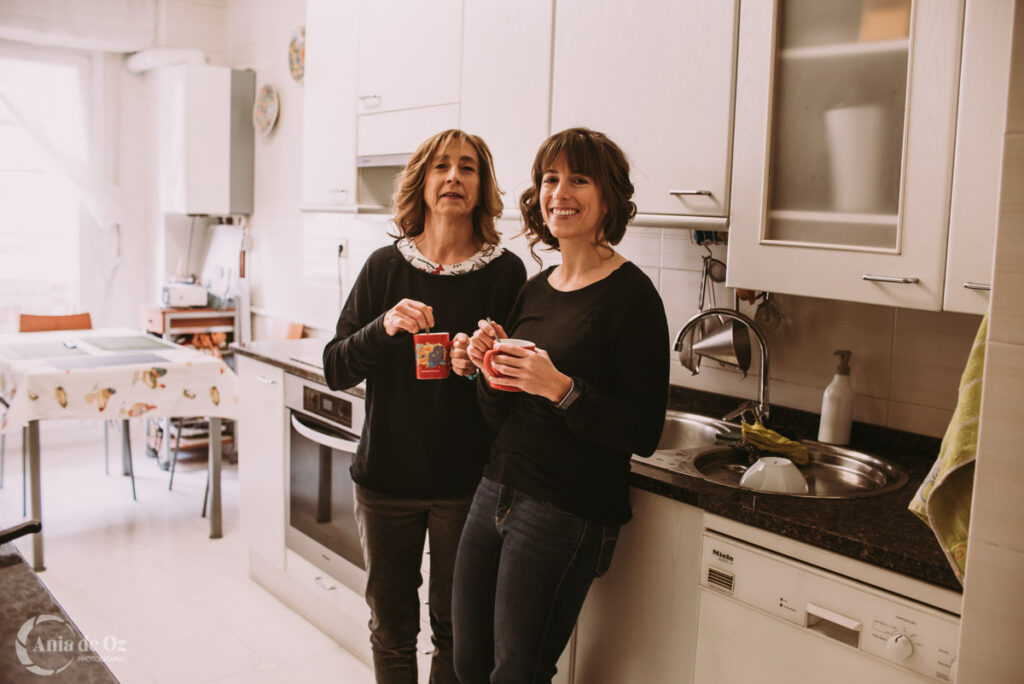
[284,373,365,434]
[303,386,352,427]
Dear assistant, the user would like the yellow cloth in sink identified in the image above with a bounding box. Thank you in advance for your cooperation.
[741,420,809,465]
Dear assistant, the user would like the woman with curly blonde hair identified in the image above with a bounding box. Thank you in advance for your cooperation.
[324,129,525,683]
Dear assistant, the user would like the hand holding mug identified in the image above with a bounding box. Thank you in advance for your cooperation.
[384,299,435,336]
[450,332,475,377]
[483,341,571,401]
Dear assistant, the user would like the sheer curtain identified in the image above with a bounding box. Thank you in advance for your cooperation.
[0,44,92,331]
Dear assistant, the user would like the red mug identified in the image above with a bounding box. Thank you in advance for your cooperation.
[414,332,451,380]
[482,339,536,391]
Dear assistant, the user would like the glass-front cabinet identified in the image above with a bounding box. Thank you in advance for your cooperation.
[727,0,965,310]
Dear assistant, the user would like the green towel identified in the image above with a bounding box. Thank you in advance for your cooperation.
[909,313,987,585]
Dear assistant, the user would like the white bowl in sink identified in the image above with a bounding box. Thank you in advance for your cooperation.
[739,456,809,494]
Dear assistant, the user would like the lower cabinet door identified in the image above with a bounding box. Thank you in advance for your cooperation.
[571,489,704,683]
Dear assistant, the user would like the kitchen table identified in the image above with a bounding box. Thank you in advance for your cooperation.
[0,328,238,570]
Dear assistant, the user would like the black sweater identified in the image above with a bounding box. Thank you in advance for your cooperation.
[479,262,669,524]
[323,244,526,498]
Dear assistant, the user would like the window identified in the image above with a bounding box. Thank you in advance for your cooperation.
[0,47,89,332]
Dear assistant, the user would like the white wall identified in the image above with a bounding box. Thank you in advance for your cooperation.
[958,2,1024,679]
[103,0,983,440]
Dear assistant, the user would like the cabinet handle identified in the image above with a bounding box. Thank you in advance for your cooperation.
[668,189,713,197]
[861,274,920,284]
[358,95,381,108]
[314,576,337,592]
[256,376,277,385]
[330,188,350,194]
[963,281,991,291]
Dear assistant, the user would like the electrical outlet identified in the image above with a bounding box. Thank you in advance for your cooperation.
[337,240,349,258]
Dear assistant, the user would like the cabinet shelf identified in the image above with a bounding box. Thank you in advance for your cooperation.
[781,38,908,60]
[769,209,897,226]
[766,210,898,250]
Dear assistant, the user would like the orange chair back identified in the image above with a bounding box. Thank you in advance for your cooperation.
[19,313,94,332]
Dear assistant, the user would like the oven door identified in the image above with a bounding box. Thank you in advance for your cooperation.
[286,409,366,595]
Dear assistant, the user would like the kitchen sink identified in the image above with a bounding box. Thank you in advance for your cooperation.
[636,412,909,499]
[655,410,740,450]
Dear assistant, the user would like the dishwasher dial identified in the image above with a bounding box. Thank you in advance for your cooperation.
[886,633,914,661]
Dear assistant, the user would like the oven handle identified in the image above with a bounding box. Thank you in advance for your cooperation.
[291,413,360,454]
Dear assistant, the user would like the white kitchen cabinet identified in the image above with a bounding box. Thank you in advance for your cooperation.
[300,0,359,211]
[727,0,965,310]
[549,0,736,227]
[571,488,704,684]
[355,0,462,159]
[356,0,462,115]
[460,0,553,205]
[943,0,1015,314]
[236,356,287,569]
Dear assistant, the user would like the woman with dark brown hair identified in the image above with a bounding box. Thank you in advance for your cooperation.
[450,127,669,683]
[323,129,525,683]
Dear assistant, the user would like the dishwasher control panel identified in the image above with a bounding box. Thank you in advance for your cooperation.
[700,533,960,681]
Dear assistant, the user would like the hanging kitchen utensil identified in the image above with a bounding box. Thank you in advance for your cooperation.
[692,319,752,375]
[754,292,783,331]
[676,325,701,375]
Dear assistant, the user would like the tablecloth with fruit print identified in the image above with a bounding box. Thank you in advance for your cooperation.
[0,328,238,432]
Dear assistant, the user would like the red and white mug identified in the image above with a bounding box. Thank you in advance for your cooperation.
[482,339,535,391]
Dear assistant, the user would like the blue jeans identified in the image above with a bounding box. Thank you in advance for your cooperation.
[451,478,620,683]
[354,483,473,684]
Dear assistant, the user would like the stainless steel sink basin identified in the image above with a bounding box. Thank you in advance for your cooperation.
[655,410,740,450]
[636,413,909,499]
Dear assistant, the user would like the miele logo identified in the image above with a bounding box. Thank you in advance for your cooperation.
[712,548,734,563]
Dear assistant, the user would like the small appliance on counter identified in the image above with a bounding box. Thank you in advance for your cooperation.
[161,281,208,308]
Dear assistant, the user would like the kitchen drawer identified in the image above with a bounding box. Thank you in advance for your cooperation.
[286,548,345,607]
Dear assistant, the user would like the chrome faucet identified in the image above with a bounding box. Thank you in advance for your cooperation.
[673,308,771,425]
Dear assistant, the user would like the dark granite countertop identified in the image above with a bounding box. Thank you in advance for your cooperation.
[232,342,960,593]
[639,386,961,592]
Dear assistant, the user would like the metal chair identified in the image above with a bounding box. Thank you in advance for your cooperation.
[0,313,137,506]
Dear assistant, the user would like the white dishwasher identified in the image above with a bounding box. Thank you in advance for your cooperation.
[694,532,960,683]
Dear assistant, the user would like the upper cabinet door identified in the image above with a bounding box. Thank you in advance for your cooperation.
[301,0,358,210]
[356,0,463,115]
[550,0,737,224]
[460,0,553,204]
[943,0,1014,314]
[727,0,964,310]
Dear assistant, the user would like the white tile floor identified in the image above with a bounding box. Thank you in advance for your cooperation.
[0,421,373,683]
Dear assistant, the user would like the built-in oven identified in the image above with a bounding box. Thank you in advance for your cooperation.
[284,372,367,596]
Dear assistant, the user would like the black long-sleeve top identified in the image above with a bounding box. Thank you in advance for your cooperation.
[479,262,669,524]
[323,243,526,499]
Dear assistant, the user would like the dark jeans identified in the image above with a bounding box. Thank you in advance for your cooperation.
[451,477,620,684]
[354,483,473,684]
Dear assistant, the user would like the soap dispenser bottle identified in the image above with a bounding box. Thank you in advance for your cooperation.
[818,350,854,445]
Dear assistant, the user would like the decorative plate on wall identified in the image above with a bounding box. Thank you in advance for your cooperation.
[252,84,280,137]
[289,26,305,83]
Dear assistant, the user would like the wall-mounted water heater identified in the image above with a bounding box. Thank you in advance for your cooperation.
[158,64,255,216]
